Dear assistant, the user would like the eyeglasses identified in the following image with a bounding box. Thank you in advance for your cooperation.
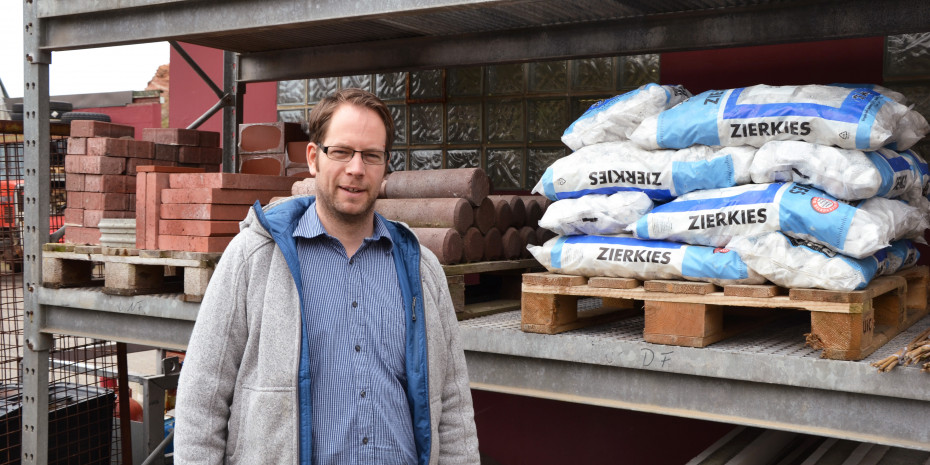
[320,145,388,165]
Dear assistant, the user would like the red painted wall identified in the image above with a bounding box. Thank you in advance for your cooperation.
[74,103,162,140]
[168,42,277,140]
[661,37,885,93]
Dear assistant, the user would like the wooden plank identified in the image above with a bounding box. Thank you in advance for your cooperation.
[523,272,587,287]
[789,276,904,303]
[456,299,521,321]
[441,258,539,276]
[724,284,784,298]
[645,280,718,295]
[588,276,640,289]
[643,301,723,347]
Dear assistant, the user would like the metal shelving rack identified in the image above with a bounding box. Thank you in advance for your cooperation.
[21,1,930,463]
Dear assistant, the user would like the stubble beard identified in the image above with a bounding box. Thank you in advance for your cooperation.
[316,183,377,230]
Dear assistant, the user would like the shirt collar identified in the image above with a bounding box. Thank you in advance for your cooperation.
[293,203,394,251]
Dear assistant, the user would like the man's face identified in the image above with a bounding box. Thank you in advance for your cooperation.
[307,104,388,229]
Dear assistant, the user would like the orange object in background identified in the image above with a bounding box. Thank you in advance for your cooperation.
[100,377,144,422]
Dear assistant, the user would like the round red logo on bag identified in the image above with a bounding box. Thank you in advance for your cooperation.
[713,248,729,253]
[811,197,838,213]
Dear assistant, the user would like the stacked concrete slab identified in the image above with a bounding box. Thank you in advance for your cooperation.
[136,170,300,253]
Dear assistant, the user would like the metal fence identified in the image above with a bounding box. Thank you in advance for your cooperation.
[0,120,124,464]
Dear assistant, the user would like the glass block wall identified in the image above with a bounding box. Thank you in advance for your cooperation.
[885,33,930,159]
[276,55,659,192]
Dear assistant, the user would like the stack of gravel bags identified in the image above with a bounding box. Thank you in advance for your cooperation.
[529,84,765,285]
[626,84,930,291]
[530,83,930,291]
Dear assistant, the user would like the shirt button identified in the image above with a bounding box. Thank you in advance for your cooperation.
[360,390,366,398]
[355,345,361,352]
[352,301,358,308]
[362,437,369,445]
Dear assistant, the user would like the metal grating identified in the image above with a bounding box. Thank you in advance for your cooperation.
[0,121,124,464]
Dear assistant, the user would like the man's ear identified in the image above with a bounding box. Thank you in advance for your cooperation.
[307,142,318,176]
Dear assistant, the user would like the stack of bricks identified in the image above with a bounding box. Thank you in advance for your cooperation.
[141,128,223,172]
[64,122,225,246]
[64,121,152,245]
[136,170,302,253]
[238,122,311,177]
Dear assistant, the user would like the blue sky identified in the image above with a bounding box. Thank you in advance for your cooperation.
[1,0,169,98]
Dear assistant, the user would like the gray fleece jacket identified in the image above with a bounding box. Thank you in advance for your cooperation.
[174,196,479,464]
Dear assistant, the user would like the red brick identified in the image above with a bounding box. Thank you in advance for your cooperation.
[67,137,87,155]
[84,174,135,194]
[135,171,148,249]
[102,210,136,219]
[66,173,85,192]
[83,192,131,211]
[285,165,311,178]
[125,158,174,174]
[84,209,135,228]
[238,122,306,155]
[66,192,84,209]
[136,166,205,174]
[158,220,240,236]
[63,208,84,226]
[178,146,222,165]
[178,163,221,172]
[65,226,101,245]
[87,138,155,159]
[287,141,310,164]
[240,156,284,176]
[141,172,172,249]
[154,144,180,162]
[70,121,135,138]
[159,203,251,221]
[65,155,125,175]
[142,128,201,146]
[169,172,302,191]
[160,188,292,205]
[157,235,234,253]
[199,131,221,148]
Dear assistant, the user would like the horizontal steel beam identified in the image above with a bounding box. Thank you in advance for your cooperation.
[37,286,201,322]
[239,0,930,82]
[38,0,516,51]
[42,305,193,350]
[465,351,930,451]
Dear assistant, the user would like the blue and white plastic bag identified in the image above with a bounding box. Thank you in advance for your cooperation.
[527,234,764,285]
[538,192,653,236]
[750,141,929,201]
[561,84,691,150]
[628,182,899,258]
[532,141,755,202]
[630,84,929,151]
[727,232,919,291]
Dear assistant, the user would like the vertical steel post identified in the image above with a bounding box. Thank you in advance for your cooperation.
[222,51,244,173]
[22,1,54,464]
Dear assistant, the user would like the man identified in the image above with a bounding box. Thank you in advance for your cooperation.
[175,88,480,464]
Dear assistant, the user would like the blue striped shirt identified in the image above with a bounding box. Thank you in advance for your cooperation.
[293,205,416,465]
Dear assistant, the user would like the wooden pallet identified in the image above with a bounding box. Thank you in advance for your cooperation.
[521,266,930,361]
[41,243,222,302]
[442,258,542,321]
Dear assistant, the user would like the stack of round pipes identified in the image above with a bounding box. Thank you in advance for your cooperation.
[291,168,554,264]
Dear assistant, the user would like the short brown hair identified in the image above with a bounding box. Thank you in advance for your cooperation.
[306,88,395,153]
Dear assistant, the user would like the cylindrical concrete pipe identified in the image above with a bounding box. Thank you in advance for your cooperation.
[375,198,474,234]
[520,196,544,228]
[483,228,503,261]
[489,195,525,228]
[411,228,463,265]
[462,227,485,263]
[489,198,512,232]
[291,177,316,195]
[382,168,489,205]
[472,198,496,234]
[501,227,523,260]
[519,226,538,258]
